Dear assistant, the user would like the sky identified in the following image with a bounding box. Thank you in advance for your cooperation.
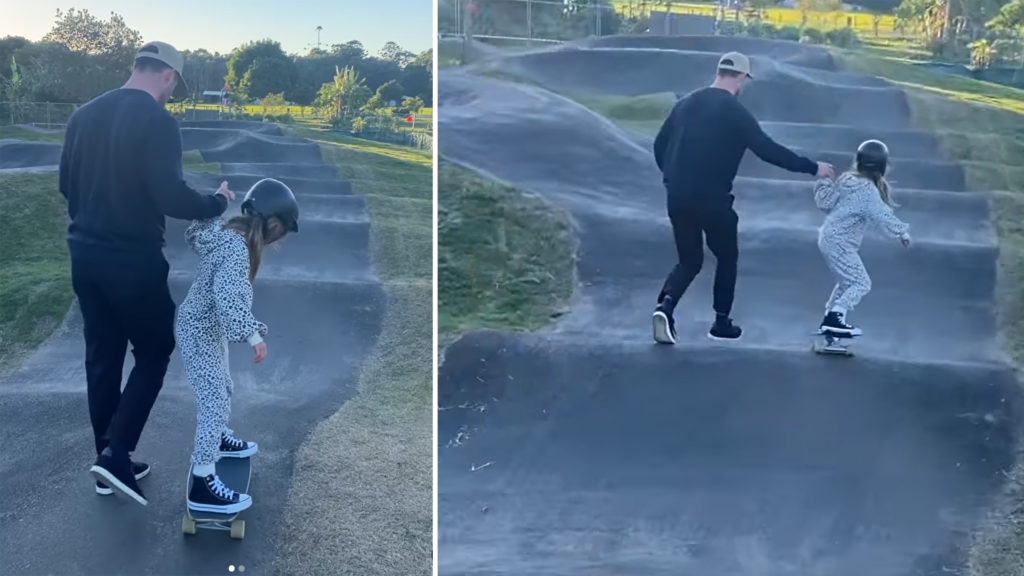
[1,0,433,57]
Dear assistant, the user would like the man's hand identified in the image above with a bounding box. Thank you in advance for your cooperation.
[816,162,836,179]
[253,342,267,363]
[216,181,235,202]
[900,234,911,248]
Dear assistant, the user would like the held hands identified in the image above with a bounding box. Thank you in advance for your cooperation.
[253,342,267,363]
[216,181,236,202]
[816,161,836,180]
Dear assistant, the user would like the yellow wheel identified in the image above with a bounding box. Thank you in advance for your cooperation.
[230,520,245,540]
[182,515,197,535]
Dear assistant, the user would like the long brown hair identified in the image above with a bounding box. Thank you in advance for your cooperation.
[224,214,289,282]
[851,162,898,209]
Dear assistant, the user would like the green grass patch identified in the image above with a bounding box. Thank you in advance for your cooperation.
[569,92,675,134]
[275,129,433,576]
[844,43,1024,576]
[0,173,72,373]
[181,150,221,173]
[0,125,65,143]
[438,160,575,345]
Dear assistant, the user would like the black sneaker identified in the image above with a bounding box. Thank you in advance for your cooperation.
[96,461,150,495]
[652,296,677,345]
[708,315,742,340]
[187,473,253,514]
[219,430,258,458]
[819,311,862,336]
[89,447,147,506]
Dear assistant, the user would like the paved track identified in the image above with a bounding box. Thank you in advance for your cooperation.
[437,36,1021,575]
[0,121,384,575]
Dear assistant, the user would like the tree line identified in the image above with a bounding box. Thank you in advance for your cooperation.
[0,8,433,112]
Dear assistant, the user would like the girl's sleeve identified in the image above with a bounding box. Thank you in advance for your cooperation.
[184,218,218,245]
[212,243,269,344]
[813,178,840,211]
[863,184,910,239]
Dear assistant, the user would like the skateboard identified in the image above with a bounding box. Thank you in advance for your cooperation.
[811,329,858,357]
[182,456,251,540]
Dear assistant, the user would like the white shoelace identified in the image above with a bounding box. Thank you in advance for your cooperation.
[208,476,235,500]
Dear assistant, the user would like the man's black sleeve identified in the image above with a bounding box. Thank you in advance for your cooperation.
[653,102,681,172]
[734,99,818,175]
[58,132,71,202]
[144,113,228,220]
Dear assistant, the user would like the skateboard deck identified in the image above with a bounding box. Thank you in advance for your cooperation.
[811,329,858,357]
[182,456,251,540]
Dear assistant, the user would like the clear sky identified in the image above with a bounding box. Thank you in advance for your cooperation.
[1,0,433,57]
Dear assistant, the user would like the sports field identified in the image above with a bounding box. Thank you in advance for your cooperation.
[611,0,901,35]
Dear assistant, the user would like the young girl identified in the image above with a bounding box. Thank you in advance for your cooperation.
[814,139,910,337]
[176,177,299,514]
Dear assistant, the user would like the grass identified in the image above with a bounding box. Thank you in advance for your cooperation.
[0,173,72,375]
[275,126,433,576]
[0,125,64,142]
[437,160,576,346]
[830,44,1024,576]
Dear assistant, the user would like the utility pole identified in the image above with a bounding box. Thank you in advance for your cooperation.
[316,26,323,51]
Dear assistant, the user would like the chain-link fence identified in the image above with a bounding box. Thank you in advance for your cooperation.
[0,102,80,128]
[439,0,618,44]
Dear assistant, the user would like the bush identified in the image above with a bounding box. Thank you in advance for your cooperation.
[746,22,779,38]
[800,27,825,44]
[825,27,859,48]
[352,117,366,133]
[777,25,802,41]
[717,20,747,36]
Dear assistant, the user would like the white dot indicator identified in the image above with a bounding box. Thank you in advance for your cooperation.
[239,567,246,573]
[229,566,236,573]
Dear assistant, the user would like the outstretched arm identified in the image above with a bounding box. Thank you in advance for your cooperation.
[863,183,910,240]
[143,113,229,221]
[734,99,818,175]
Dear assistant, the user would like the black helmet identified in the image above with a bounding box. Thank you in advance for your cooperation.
[856,139,889,175]
[241,178,299,233]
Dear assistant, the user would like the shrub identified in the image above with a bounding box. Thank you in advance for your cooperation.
[777,25,802,41]
[800,27,825,44]
[825,27,859,48]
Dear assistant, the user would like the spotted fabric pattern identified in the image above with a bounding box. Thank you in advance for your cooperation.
[813,172,910,314]
[175,218,267,467]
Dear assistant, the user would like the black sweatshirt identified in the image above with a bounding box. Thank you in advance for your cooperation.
[653,86,818,203]
[59,88,227,252]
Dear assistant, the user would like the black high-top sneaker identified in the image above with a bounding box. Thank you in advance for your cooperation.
[708,315,742,340]
[96,460,150,495]
[89,447,147,506]
[819,311,862,336]
[187,473,253,514]
[652,296,677,345]
[219,430,258,458]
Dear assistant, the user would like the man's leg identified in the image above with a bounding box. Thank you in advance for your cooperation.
[69,246,129,457]
[107,255,177,454]
[704,205,742,339]
[654,205,704,344]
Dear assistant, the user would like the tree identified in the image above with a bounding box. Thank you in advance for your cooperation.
[239,56,296,101]
[989,0,1024,31]
[400,96,424,115]
[314,65,371,119]
[378,41,415,67]
[42,8,141,61]
[399,49,432,105]
[226,39,294,101]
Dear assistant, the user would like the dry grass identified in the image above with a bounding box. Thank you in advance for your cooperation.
[273,131,433,576]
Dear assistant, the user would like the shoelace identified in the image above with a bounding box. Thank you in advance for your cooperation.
[208,476,235,500]
[223,434,245,449]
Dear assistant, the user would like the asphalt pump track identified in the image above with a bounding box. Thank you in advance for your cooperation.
[0,120,385,575]
[437,35,1022,575]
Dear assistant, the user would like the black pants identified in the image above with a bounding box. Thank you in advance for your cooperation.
[69,242,176,457]
[658,195,740,317]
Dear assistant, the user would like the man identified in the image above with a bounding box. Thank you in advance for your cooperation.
[651,51,835,344]
[59,41,235,506]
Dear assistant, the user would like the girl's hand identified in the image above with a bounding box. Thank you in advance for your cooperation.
[253,342,267,363]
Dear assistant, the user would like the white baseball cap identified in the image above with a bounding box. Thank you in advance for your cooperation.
[718,51,753,78]
[134,41,189,99]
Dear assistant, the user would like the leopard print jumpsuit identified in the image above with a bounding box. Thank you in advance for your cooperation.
[814,172,910,316]
[174,218,267,468]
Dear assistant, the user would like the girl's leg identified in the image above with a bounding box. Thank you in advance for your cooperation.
[831,250,871,314]
[190,370,231,476]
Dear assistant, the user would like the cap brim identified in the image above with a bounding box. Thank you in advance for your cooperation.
[171,72,189,100]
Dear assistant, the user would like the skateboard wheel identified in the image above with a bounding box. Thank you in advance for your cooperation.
[230,520,245,540]
[182,515,197,535]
